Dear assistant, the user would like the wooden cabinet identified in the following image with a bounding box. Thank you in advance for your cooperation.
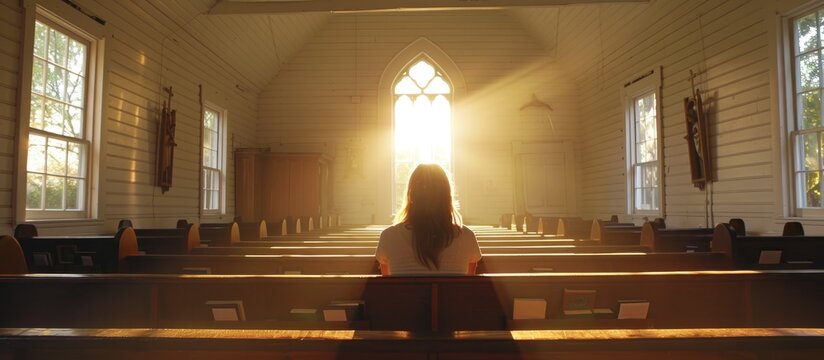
[235,150,331,223]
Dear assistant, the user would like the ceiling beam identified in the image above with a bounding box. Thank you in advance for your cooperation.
[209,0,649,15]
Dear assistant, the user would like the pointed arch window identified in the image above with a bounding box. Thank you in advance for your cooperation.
[393,59,453,211]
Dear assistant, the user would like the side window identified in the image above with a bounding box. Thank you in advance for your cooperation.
[790,6,824,213]
[202,104,227,214]
[624,69,662,215]
[19,3,104,221]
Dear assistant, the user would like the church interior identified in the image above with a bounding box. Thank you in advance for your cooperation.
[2,0,824,358]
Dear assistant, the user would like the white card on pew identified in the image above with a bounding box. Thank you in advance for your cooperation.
[323,309,348,322]
[758,250,782,265]
[211,308,240,321]
[513,298,546,320]
[80,255,93,267]
[206,300,246,321]
[617,301,649,320]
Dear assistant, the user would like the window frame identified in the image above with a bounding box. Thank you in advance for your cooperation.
[782,2,824,218]
[623,68,664,216]
[15,0,106,223]
[390,56,455,214]
[201,101,228,215]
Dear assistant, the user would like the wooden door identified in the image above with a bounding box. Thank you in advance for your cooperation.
[513,141,576,216]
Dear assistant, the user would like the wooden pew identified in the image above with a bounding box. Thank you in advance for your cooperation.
[499,213,512,229]
[556,217,592,239]
[3,327,824,359]
[590,218,666,245]
[234,238,600,247]
[189,244,649,256]
[198,222,240,246]
[2,271,824,331]
[122,251,731,275]
[713,223,824,268]
[124,254,380,275]
[477,252,731,273]
[522,214,540,234]
[639,222,713,252]
[537,216,559,237]
[237,219,267,241]
[131,223,200,254]
[783,221,804,236]
[0,235,27,274]
[590,219,641,245]
[14,226,139,273]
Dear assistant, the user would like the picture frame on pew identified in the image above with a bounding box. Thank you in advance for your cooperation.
[56,245,77,264]
[206,300,246,321]
[562,289,597,317]
[32,252,52,267]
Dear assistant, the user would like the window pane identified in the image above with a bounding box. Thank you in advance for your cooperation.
[637,140,657,162]
[204,110,216,131]
[44,99,64,134]
[409,61,435,88]
[797,12,819,53]
[805,171,822,207]
[644,164,659,188]
[634,186,646,210]
[67,39,86,75]
[66,178,81,210]
[34,21,47,59]
[26,174,44,209]
[634,165,644,190]
[424,76,450,94]
[820,9,824,48]
[47,138,67,175]
[66,105,83,138]
[67,142,82,177]
[30,94,45,129]
[394,76,421,95]
[27,135,46,173]
[32,59,45,95]
[47,28,68,66]
[203,130,213,151]
[45,176,64,210]
[799,90,822,129]
[46,63,65,100]
[797,52,821,92]
[802,133,820,170]
[211,130,219,151]
[66,72,84,107]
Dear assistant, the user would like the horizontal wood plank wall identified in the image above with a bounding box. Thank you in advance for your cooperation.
[521,0,778,232]
[0,0,22,232]
[0,0,328,234]
[258,12,580,224]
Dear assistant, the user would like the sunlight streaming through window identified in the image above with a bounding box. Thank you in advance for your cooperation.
[393,59,452,212]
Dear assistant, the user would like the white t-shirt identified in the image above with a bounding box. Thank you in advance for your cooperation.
[375,223,481,275]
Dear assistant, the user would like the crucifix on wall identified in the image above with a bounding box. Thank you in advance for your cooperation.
[157,86,177,193]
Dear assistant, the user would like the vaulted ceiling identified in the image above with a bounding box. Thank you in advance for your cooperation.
[144,0,649,93]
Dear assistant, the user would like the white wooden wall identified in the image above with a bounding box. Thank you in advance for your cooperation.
[5,0,812,232]
[258,11,580,224]
[520,0,784,233]
[0,0,327,234]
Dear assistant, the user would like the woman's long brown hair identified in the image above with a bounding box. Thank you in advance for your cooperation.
[394,164,463,269]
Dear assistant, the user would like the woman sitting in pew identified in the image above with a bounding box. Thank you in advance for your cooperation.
[376,164,481,275]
